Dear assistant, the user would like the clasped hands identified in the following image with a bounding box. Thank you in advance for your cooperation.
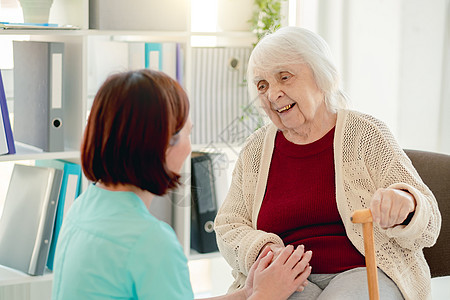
[243,244,312,300]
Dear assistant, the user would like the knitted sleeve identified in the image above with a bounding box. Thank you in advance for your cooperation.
[214,126,284,278]
[344,112,441,250]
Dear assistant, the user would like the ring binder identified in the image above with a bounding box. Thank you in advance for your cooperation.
[13,41,65,152]
[0,70,15,155]
[190,152,220,253]
[0,164,62,275]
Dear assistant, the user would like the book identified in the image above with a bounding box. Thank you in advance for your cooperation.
[128,42,146,70]
[0,70,15,155]
[0,22,80,30]
[145,42,163,71]
[144,42,181,81]
[35,160,82,270]
[176,43,184,85]
[0,164,63,275]
[162,43,177,80]
[13,41,65,152]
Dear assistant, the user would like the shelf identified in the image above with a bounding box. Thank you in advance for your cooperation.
[0,265,53,287]
[190,31,256,47]
[0,29,253,37]
[0,143,80,162]
[190,31,255,38]
[0,29,255,45]
[91,30,190,42]
[0,29,85,36]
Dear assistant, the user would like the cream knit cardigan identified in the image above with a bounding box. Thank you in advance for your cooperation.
[214,109,441,300]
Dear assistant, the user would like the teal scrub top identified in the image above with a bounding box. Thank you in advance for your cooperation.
[52,184,194,300]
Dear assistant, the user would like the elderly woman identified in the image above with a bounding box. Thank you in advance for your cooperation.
[52,69,312,300]
[214,27,441,300]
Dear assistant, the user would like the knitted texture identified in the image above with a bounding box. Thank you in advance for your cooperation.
[214,109,441,299]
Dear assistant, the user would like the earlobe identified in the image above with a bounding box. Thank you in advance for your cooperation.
[169,134,180,146]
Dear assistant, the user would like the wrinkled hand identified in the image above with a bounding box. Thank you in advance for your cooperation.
[370,188,416,229]
[245,245,312,300]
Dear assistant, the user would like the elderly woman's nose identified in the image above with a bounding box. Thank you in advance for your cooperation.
[267,85,283,102]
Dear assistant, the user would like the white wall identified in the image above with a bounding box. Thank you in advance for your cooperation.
[440,13,450,153]
[397,0,448,152]
[344,0,402,137]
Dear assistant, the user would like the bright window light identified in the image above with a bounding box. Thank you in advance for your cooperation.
[289,0,297,26]
[190,0,219,47]
[191,0,218,32]
[0,0,24,23]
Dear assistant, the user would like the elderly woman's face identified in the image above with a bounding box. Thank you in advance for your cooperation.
[253,63,325,133]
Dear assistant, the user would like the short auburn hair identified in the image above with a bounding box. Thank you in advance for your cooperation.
[81,69,189,195]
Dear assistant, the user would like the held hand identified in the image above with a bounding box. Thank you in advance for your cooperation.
[246,245,313,300]
[244,246,271,297]
[259,243,311,292]
[370,188,416,229]
[260,243,285,260]
[290,245,310,293]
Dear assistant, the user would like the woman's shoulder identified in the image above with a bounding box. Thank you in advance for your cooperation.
[134,218,184,256]
[141,216,178,242]
[338,109,398,151]
[339,109,392,136]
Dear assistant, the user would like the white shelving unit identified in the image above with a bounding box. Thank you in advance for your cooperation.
[0,267,53,287]
[0,0,256,298]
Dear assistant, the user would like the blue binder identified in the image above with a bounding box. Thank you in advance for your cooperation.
[0,70,15,155]
[145,42,163,71]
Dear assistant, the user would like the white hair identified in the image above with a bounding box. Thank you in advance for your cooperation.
[247,26,349,112]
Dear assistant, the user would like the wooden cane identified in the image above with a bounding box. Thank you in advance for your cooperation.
[351,209,380,300]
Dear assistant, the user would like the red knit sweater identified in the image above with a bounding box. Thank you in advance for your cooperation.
[257,128,365,274]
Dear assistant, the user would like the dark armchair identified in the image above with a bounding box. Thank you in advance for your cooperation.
[404,149,450,278]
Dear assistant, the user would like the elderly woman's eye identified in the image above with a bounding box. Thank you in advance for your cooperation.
[281,73,292,81]
[257,81,268,93]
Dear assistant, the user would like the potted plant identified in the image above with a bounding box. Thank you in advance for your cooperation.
[18,0,54,23]
[249,0,287,44]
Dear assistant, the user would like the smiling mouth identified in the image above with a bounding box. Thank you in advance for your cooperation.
[276,103,296,113]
